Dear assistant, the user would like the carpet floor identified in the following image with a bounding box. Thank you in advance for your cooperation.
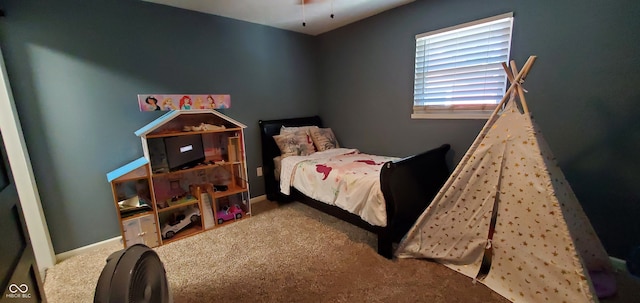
[44,201,638,303]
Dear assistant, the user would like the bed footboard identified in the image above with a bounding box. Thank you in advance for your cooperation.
[380,144,451,245]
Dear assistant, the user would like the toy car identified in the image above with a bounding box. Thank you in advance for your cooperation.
[161,207,201,239]
[216,204,244,225]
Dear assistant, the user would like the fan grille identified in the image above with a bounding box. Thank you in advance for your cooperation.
[129,251,167,303]
[94,244,169,303]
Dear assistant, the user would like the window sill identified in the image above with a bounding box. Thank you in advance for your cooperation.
[411,112,491,120]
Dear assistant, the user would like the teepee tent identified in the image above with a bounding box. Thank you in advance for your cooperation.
[396,56,613,302]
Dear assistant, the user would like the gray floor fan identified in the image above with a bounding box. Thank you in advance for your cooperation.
[94,244,172,303]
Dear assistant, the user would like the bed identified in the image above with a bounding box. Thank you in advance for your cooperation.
[259,116,451,258]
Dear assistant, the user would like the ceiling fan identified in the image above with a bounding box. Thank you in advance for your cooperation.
[297,0,335,27]
[297,0,327,4]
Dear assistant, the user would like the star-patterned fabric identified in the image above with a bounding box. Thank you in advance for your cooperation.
[396,100,612,303]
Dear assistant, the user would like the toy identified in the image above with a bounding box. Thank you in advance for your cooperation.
[161,207,201,239]
[216,204,244,225]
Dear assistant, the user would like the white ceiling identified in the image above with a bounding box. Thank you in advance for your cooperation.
[143,0,415,36]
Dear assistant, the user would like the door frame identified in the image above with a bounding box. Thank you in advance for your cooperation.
[0,47,55,277]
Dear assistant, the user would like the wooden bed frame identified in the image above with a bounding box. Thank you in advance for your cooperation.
[258,116,451,258]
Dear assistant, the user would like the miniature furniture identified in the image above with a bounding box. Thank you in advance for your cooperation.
[107,110,250,248]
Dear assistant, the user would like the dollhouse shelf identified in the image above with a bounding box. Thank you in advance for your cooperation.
[157,198,199,214]
[144,127,243,139]
[119,209,154,220]
[107,110,251,249]
[151,161,243,178]
[216,215,250,228]
[161,225,202,245]
[212,186,248,199]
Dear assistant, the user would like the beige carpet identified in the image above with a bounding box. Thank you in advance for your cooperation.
[44,201,638,303]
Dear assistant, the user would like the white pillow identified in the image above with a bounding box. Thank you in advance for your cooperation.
[280,125,319,135]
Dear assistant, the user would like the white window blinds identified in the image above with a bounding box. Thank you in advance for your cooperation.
[413,13,514,119]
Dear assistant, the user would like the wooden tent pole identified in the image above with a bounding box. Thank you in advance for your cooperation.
[514,56,538,111]
[489,56,537,119]
[511,65,530,114]
[500,63,519,111]
[505,60,531,114]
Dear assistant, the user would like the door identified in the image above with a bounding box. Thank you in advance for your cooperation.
[139,215,159,248]
[122,214,159,248]
[122,217,142,248]
[0,135,45,302]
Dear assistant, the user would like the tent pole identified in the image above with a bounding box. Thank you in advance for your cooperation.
[504,60,531,114]
[491,56,536,120]
[508,62,526,113]
[514,56,537,112]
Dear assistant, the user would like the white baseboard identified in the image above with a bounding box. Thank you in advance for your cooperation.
[55,195,267,263]
[55,236,122,262]
[250,194,267,204]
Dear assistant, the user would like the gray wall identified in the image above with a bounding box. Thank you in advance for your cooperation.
[1,0,638,259]
[0,0,319,253]
[317,0,640,258]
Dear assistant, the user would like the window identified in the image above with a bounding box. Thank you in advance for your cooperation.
[412,12,514,119]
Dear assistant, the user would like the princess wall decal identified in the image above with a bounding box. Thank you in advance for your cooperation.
[138,94,231,111]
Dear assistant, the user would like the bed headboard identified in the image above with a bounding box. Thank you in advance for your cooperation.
[258,116,323,201]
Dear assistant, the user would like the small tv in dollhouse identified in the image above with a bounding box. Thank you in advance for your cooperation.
[164,134,205,171]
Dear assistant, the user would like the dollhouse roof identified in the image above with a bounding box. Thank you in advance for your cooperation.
[106,157,148,182]
[134,109,246,137]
